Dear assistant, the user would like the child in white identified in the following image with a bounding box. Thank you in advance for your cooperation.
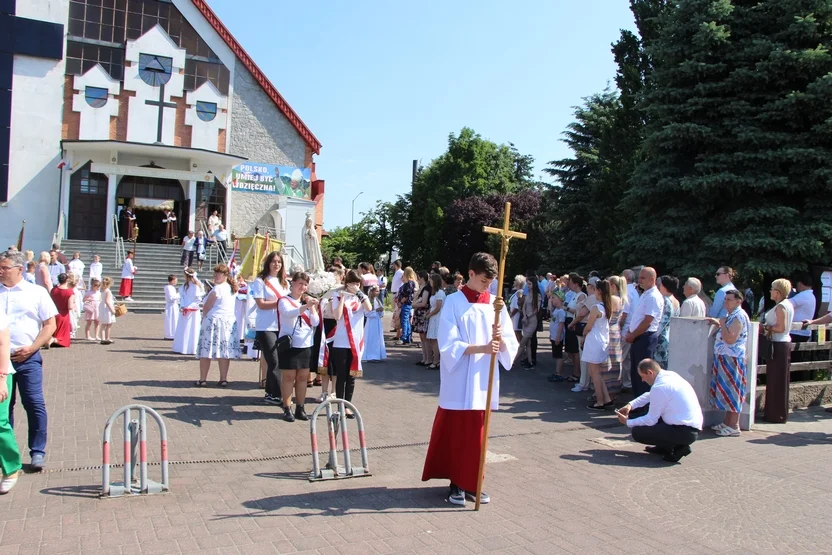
[173,270,204,355]
[68,275,83,338]
[89,255,103,281]
[362,286,387,362]
[98,277,117,344]
[164,275,180,340]
[548,293,567,381]
[84,279,101,340]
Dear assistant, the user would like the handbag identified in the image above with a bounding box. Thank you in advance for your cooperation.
[114,303,127,317]
[277,314,301,353]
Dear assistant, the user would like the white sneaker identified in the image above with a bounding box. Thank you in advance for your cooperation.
[571,385,584,392]
[711,423,727,431]
[125,297,134,302]
[0,471,20,494]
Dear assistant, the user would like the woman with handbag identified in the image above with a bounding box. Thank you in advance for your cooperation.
[331,270,372,416]
[194,231,207,271]
[196,264,241,386]
[277,271,320,422]
[252,252,288,406]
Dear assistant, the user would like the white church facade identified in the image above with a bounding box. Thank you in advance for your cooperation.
[2,0,325,257]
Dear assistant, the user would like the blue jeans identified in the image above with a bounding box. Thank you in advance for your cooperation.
[400,304,413,343]
[10,351,48,457]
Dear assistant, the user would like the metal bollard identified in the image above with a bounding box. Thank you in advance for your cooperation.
[102,404,169,498]
[309,398,370,481]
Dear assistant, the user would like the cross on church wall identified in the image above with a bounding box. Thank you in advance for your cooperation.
[145,83,177,144]
[0,0,64,202]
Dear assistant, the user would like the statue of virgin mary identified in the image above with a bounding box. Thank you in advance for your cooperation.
[302,212,325,273]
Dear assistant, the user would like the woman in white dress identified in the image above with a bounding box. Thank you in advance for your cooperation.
[98,277,117,345]
[196,264,241,386]
[583,280,613,410]
[164,275,180,340]
[207,210,221,234]
[362,285,387,363]
[173,268,204,355]
[424,274,445,369]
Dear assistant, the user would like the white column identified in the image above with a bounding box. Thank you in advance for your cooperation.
[59,167,71,236]
[224,187,232,238]
[188,180,197,232]
[105,174,117,241]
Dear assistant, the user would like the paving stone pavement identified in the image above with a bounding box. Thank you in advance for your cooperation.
[1,313,831,554]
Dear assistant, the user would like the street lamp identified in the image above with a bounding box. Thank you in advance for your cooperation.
[351,191,364,226]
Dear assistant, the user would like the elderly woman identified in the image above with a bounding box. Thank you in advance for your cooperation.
[762,278,794,424]
[680,278,707,318]
[706,289,750,436]
[653,275,679,368]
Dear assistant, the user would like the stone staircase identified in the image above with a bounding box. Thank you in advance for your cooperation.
[61,239,233,313]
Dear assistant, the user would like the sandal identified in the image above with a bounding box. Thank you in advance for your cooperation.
[427,363,438,370]
[313,377,322,386]
[217,381,229,387]
[259,379,266,388]
[715,425,740,437]
[195,380,207,387]
[565,376,579,383]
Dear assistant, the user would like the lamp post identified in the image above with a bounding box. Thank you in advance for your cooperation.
[351,191,364,226]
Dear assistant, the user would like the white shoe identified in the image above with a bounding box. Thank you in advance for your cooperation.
[571,385,584,392]
[125,297,134,302]
[0,471,20,494]
[711,423,727,431]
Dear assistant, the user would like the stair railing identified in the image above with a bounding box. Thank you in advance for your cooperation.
[198,220,230,269]
[112,215,125,266]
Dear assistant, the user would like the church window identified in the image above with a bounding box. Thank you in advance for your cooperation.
[196,101,217,122]
[84,86,109,108]
[78,169,102,195]
[138,53,172,86]
[66,0,229,95]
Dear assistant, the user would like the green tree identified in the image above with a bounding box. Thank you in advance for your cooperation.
[625,0,832,279]
[403,128,540,269]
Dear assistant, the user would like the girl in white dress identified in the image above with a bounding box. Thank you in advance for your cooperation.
[583,280,613,409]
[424,274,445,369]
[98,277,116,345]
[84,279,101,340]
[196,264,241,386]
[164,275,180,340]
[68,274,83,339]
[173,268,204,355]
[362,286,387,363]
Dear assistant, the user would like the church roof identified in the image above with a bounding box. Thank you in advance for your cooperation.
[190,0,322,155]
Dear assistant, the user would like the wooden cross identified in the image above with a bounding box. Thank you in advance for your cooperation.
[476,202,526,511]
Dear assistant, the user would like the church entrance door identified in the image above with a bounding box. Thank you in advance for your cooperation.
[68,163,108,241]
[116,173,184,244]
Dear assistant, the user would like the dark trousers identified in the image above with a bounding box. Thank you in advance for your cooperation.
[630,330,659,398]
[331,347,356,402]
[631,418,699,453]
[764,341,791,423]
[180,250,194,267]
[10,351,48,457]
[256,331,281,398]
[530,334,538,365]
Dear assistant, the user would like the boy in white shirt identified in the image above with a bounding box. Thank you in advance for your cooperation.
[547,292,567,382]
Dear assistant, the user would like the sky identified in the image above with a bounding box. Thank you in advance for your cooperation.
[207,0,637,230]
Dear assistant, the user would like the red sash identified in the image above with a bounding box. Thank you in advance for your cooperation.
[181,307,199,315]
[264,279,285,328]
[280,297,312,327]
[339,296,365,377]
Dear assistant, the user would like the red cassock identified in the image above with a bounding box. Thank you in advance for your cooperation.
[421,407,485,492]
[118,279,133,297]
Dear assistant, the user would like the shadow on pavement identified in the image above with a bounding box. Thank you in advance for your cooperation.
[560,449,674,467]
[747,431,832,447]
[40,484,102,498]
[219,486,461,518]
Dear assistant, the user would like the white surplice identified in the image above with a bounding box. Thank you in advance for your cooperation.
[172,283,203,355]
[164,284,180,339]
[438,290,518,411]
[362,297,387,362]
[235,283,249,342]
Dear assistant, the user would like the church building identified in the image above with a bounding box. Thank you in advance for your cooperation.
[2,0,324,260]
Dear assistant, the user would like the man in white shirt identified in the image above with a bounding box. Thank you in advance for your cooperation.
[617,359,703,463]
[618,269,641,391]
[680,278,707,318]
[180,231,196,267]
[47,251,65,285]
[790,274,816,343]
[390,260,404,336]
[0,251,58,471]
[624,267,664,398]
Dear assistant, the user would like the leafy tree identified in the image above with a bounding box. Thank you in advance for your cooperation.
[624,0,832,280]
[402,128,541,269]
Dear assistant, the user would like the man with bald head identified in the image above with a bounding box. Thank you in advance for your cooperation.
[624,267,665,399]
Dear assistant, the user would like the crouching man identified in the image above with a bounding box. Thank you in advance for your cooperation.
[617,359,703,463]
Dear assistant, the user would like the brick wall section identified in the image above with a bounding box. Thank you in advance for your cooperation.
[217,128,226,153]
[114,89,134,141]
[61,75,80,140]
[172,95,191,148]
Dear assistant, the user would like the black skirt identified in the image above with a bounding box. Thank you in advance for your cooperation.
[278,347,312,370]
